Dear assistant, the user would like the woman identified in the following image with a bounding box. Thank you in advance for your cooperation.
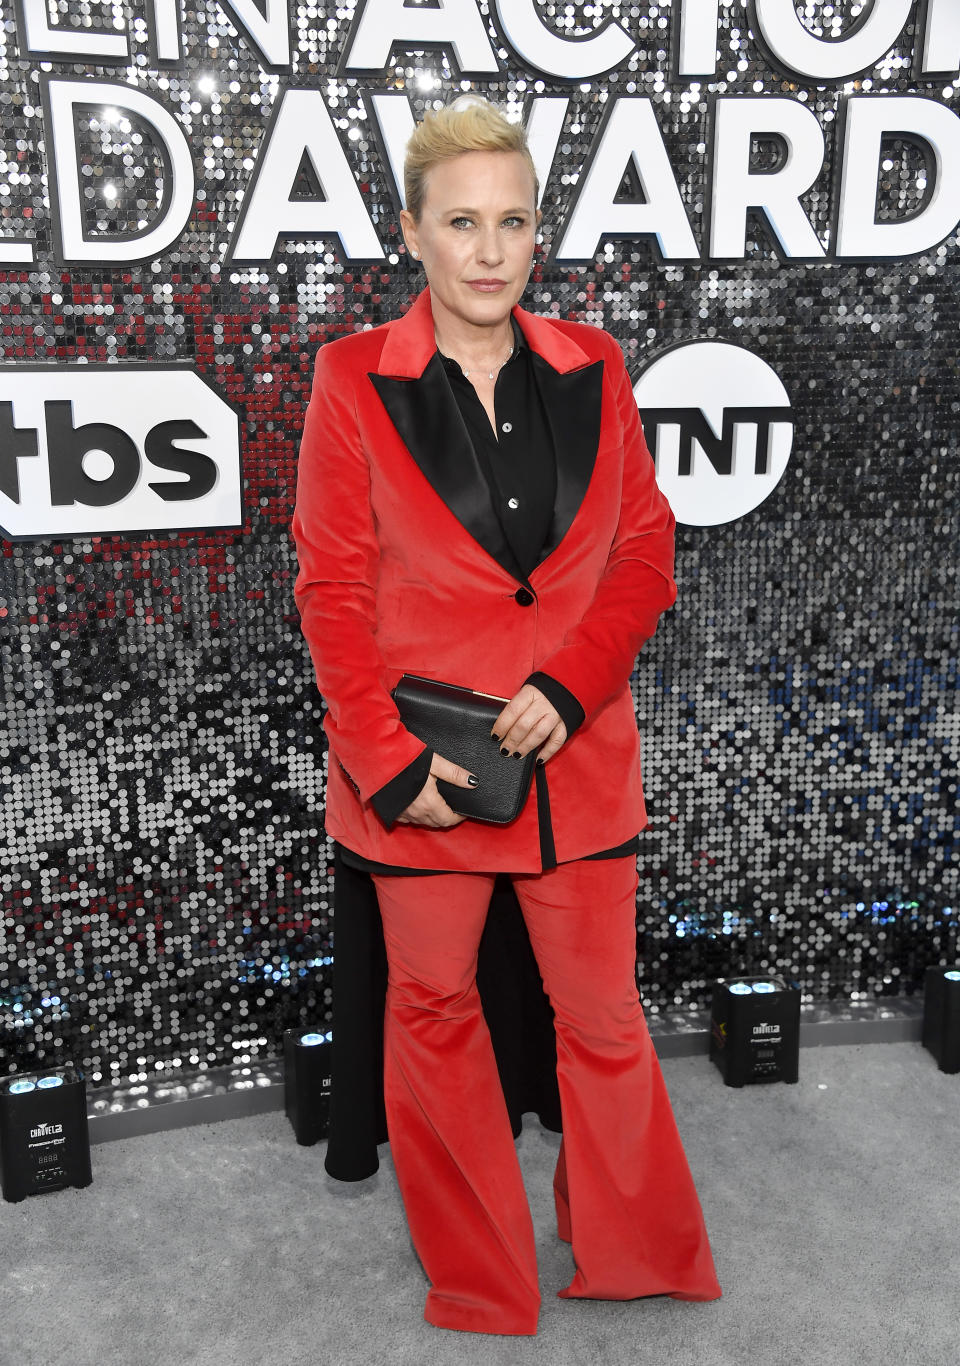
[292,96,721,1336]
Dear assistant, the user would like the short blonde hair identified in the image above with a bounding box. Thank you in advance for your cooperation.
[404,95,539,222]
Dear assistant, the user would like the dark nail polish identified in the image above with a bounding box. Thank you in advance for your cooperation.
[500,747,509,756]
[513,751,521,759]
[536,757,545,767]
[467,774,479,787]
[491,734,501,744]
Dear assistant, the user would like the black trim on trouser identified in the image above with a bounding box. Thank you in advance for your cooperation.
[535,762,557,871]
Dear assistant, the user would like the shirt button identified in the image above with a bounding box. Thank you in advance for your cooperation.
[501,421,513,433]
[507,497,519,510]
[514,588,534,607]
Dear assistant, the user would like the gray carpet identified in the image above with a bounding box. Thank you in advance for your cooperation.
[2,1043,958,1366]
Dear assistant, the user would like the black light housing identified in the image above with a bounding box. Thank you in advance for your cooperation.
[921,967,960,1074]
[709,976,801,1088]
[283,1028,333,1145]
[0,1066,93,1202]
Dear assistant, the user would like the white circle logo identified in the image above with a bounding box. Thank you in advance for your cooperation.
[633,341,794,527]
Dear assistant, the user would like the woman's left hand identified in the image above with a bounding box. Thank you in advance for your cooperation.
[492,685,567,764]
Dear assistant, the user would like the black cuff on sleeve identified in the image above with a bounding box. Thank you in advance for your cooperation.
[524,672,586,737]
[370,747,434,828]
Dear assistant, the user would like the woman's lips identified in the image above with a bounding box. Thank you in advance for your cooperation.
[467,279,507,292]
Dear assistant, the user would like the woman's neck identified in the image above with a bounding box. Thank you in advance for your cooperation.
[432,312,515,375]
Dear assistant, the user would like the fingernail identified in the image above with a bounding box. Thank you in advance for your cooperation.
[500,747,509,756]
[491,734,501,743]
[536,757,545,767]
[513,751,521,759]
[467,774,479,787]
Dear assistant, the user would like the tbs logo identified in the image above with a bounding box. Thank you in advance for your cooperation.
[635,341,794,527]
[0,366,242,541]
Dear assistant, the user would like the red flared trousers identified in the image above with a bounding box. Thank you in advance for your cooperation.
[372,857,721,1336]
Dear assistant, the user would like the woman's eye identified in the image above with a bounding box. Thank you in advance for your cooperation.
[448,216,528,229]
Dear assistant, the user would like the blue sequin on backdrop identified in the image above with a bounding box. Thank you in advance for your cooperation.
[1,1,958,1086]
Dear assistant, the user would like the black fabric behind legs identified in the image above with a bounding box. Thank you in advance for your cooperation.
[477,876,562,1138]
[325,849,389,1181]
[324,849,561,1182]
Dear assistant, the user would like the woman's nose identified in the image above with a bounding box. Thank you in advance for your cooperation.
[476,226,505,265]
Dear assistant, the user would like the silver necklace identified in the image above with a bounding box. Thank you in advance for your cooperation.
[438,339,515,380]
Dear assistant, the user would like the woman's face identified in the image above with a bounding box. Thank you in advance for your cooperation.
[401,149,539,337]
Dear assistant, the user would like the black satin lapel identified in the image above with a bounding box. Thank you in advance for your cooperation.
[369,355,526,582]
[530,354,604,564]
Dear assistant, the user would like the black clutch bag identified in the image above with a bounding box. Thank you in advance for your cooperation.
[391,674,537,824]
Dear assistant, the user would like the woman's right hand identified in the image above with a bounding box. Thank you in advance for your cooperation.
[395,753,478,828]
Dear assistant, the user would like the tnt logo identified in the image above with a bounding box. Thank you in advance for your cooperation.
[0,366,242,541]
[634,341,794,527]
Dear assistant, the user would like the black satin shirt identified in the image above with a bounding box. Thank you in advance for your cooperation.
[441,318,556,580]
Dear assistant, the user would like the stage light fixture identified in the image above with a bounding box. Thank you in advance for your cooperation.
[283,1028,333,1146]
[709,976,801,1088]
[921,966,960,1074]
[0,1067,93,1202]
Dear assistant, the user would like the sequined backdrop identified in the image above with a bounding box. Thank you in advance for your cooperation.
[1,3,958,1087]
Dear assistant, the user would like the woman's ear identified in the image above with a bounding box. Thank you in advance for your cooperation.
[400,208,420,261]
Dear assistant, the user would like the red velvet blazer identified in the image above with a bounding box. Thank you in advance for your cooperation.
[292,286,676,872]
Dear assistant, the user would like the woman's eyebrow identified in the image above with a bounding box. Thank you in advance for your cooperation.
[441,205,531,216]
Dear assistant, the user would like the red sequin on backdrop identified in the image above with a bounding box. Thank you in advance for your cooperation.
[0,266,418,594]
